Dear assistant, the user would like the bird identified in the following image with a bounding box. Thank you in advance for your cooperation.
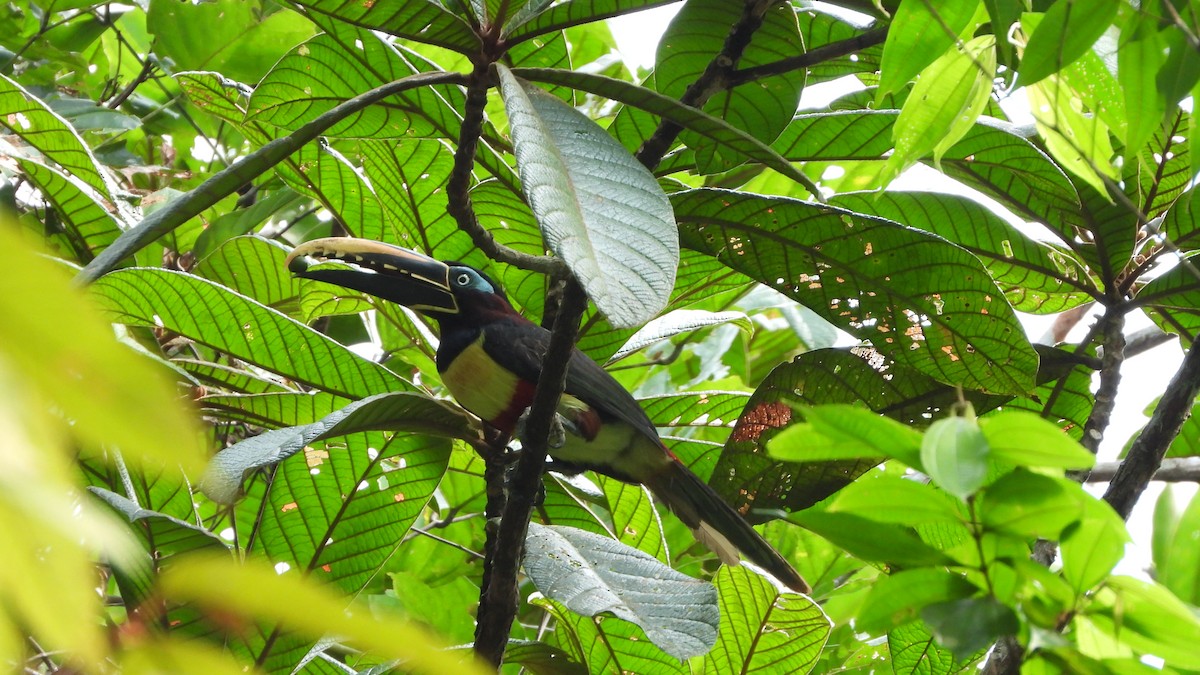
[285,237,810,594]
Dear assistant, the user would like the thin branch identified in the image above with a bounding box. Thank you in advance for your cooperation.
[727,27,888,86]
[1088,457,1200,483]
[1103,342,1200,519]
[473,279,588,667]
[1080,309,1126,454]
[75,70,470,283]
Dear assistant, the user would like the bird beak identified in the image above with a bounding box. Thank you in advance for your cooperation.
[285,238,459,314]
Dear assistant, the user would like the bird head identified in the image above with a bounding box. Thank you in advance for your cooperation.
[285,238,510,320]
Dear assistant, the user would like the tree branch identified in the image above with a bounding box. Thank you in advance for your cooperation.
[726,27,888,87]
[472,279,588,667]
[1087,457,1200,483]
[76,70,470,284]
[634,0,774,169]
[1103,342,1200,519]
[447,66,567,276]
[1081,309,1126,454]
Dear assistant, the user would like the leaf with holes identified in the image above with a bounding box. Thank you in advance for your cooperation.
[675,189,1038,394]
[202,391,474,503]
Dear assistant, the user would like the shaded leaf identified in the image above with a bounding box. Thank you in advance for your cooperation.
[789,512,955,567]
[705,566,830,674]
[675,189,1038,394]
[289,0,479,53]
[524,523,718,661]
[17,158,123,262]
[920,597,1017,661]
[857,568,980,634]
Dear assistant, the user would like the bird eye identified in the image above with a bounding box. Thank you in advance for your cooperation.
[456,273,471,286]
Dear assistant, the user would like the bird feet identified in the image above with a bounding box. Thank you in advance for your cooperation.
[515,409,580,449]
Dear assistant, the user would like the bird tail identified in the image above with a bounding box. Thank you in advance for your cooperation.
[644,460,810,594]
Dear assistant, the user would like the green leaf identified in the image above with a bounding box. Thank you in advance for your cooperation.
[857,568,980,634]
[1086,576,1200,668]
[596,477,669,563]
[289,0,480,53]
[16,157,124,263]
[1026,70,1118,195]
[705,566,830,673]
[195,236,303,314]
[496,65,678,328]
[158,555,491,675]
[505,0,678,42]
[1118,18,1167,160]
[830,191,1096,314]
[1159,488,1200,605]
[1061,497,1129,593]
[883,35,996,184]
[878,0,982,99]
[828,473,963,526]
[769,404,923,467]
[91,267,409,400]
[921,416,989,499]
[789,511,955,567]
[202,391,472,503]
[675,189,1038,394]
[0,72,114,199]
[147,0,315,84]
[979,469,1085,539]
[979,410,1096,468]
[248,32,437,139]
[501,640,587,675]
[608,310,753,364]
[1018,0,1120,87]
[1,231,206,473]
[888,620,980,674]
[920,597,1017,661]
[523,523,718,660]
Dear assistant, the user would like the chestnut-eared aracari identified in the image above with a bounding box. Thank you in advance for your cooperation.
[286,237,810,594]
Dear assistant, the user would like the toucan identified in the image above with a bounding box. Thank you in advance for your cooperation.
[285,237,810,594]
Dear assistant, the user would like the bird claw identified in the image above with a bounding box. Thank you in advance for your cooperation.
[515,409,576,449]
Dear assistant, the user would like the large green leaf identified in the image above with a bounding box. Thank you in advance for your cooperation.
[90,268,409,400]
[497,65,678,328]
[288,0,480,53]
[515,67,820,189]
[254,430,451,593]
[596,476,669,563]
[0,72,114,199]
[888,621,980,675]
[535,596,689,674]
[709,348,1003,513]
[675,189,1039,393]
[249,32,437,138]
[523,523,718,660]
[705,566,830,673]
[146,0,315,84]
[202,391,474,503]
[831,191,1095,314]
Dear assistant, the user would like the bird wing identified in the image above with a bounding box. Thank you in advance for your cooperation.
[481,319,661,444]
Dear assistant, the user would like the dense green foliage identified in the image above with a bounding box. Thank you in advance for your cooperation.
[3,0,1200,673]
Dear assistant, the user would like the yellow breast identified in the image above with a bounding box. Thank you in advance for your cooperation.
[441,335,528,428]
